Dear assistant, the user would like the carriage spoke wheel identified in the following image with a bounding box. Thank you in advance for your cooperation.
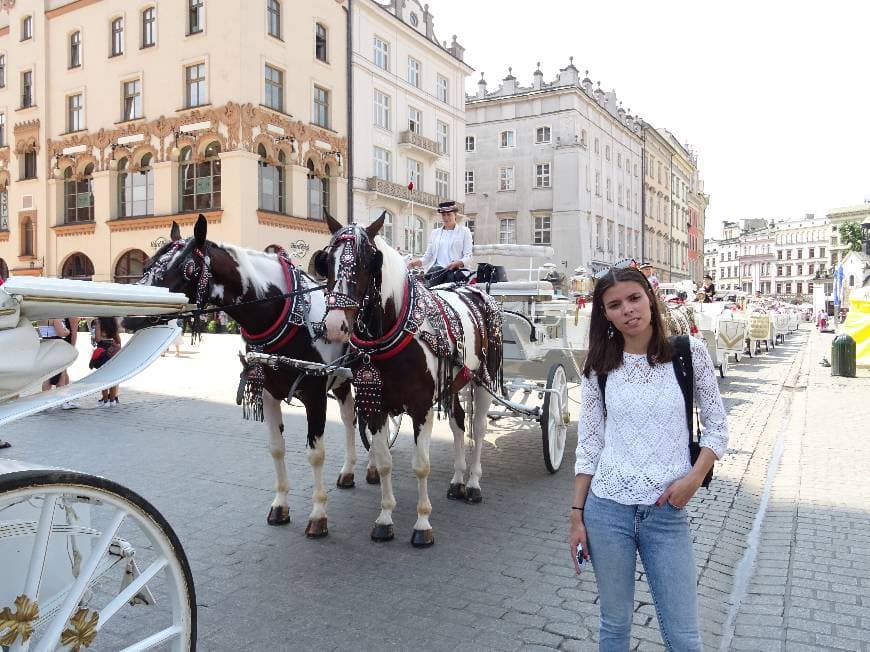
[0,470,196,652]
[541,364,569,473]
[359,414,402,451]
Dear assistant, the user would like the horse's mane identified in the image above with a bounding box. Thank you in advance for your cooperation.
[373,234,407,310]
[220,243,286,298]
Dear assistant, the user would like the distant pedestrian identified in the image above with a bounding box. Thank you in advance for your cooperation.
[38,317,81,409]
[91,317,122,407]
[568,267,729,651]
[702,274,716,303]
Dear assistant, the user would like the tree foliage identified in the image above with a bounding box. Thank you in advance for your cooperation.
[838,222,863,253]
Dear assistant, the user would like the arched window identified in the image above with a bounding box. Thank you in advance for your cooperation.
[114,249,147,284]
[21,219,34,257]
[180,142,221,211]
[0,258,8,281]
[61,253,94,280]
[258,144,284,213]
[118,154,154,217]
[404,214,424,255]
[306,159,322,220]
[64,164,94,223]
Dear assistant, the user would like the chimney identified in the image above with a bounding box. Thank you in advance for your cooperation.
[477,72,487,98]
[448,35,465,61]
[532,62,543,90]
[501,67,517,95]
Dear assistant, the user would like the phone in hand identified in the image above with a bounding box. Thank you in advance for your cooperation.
[575,543,586,571]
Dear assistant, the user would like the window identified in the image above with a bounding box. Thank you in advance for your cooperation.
[408,57,420,87]
[617,153,622,168]
[373,147,391,180]
[312,86,330,128]
[0,56,5,87]
[22,71,33,108]
[594,171,600,196]
[373,90,391,130]
[617,183,623,206]
[267,0,281,38]
[188,0,204,34]
[796,248,803,259]
[777,250,782,260]
[69,31,82,67]
[0,113,5,147]
[797,264,803,276]
[436,75,448,103]
[20,219,34,257]
[378,210,394,245]
[407,158,422,189]
[118,155,154,217]
[315,23,327,62]
[185,63,206,107]
[0,191,8,230]
[786,249,792,259]
[534,163,551,188]
[23,151,37,180]
[535,126,551,144]
[258,145,284,213]
[435,170,449,198]
[179,142,221,211]
[436,121,449,154]
[466,218,475,234]
[21,15,32,40]
[373,37,389,70]
[111,17,124,56]
[142,7,156,47]
[61,253,94,279]
[606,178,611,201]
[533,214,551,245]
[499,217,516,244]
[67,93,83,132]
[594,138,599,155]
[122,79,141,120]
[404,215,424,255]
[115,249,148,284]
[307,160,329,219]
[465,135,475,152]
[264,64,284,111]
[808,247,815,258]
[464,170,475,194]
[499,130,515,148]
[606,221,614,252]
[63,165,94,222]
[498,166,514,191]
[618,226,625,256]
[408,106,421,134]
[819,247,825,258]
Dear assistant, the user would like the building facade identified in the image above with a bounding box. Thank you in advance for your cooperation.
[350,0,471,255]
[464,62,644,277]
[826,203,870,269]
[737,226,774,295]
[771,214,828,300]
[687,167,708,284]
[0,0,348,282]
[641,125,673,281]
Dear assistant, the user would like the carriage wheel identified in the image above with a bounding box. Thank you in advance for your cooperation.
[359,414,402,451]
[541,364,569,474]
[0,470,196,651]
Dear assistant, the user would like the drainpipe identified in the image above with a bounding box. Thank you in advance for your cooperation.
[346,0,354,224]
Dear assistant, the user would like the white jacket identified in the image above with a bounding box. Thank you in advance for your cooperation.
[420,225,474,271]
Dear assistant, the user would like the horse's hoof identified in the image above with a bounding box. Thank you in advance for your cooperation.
[305,518,329,538]
[465,487,483,504]
[266,506,290,526]
[446,483,467,500]
[365,468,380,485]
[411,529,435,548]
[336,473,355,489]
[370,523,395,541]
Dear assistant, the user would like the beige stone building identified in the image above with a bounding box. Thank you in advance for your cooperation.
[0,0,348,282]
[641,125,673,280]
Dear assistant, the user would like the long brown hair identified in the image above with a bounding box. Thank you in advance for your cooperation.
[582,268,672,377]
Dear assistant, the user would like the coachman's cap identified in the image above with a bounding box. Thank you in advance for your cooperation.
[704,274,713,280]
[638,262,653,270]
[437,200,458,213]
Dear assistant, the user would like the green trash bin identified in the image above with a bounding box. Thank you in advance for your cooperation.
[831,333,856,377]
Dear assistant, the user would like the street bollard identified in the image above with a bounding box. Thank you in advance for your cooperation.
[831,333,857,378]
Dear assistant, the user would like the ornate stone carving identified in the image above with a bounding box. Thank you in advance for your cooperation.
[13,119,40,155]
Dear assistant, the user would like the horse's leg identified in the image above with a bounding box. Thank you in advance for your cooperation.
[411,409,435,547]
[263,391,290,525]
[333,382,357,489]
[370,421,397,542]
[465,386,492,504]
[446,396,468,500]
[303,389,330,538]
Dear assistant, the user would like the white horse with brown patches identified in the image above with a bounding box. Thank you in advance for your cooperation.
[312,213,503,547]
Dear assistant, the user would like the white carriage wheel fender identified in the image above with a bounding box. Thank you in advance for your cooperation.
[0,469,196,652]
[541,364,568,474]
[358,414,402,451]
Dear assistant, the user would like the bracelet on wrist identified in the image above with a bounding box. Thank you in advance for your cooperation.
[571,506,584,511]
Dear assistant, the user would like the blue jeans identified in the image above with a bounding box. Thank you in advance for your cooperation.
[584,491,702,651]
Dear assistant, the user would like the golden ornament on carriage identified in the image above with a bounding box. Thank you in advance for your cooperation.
[0,594,39,646]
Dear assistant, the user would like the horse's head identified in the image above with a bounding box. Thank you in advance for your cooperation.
[315,211,387,343]
[123,215,216,331]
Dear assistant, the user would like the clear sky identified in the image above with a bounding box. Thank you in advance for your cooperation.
[431,0,869,238]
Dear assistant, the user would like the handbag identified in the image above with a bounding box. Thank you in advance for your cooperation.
[670,335,714,488]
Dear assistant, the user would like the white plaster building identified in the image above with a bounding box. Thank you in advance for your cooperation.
[350,0,471,255]
[0,0,348,282]
[737,226,774,295]
[771,214,829,300]
[703,239,718,283]
[464,61,643,278]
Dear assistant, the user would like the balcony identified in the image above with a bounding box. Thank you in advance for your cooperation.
[398,130,441,158]
[365,177,463,212]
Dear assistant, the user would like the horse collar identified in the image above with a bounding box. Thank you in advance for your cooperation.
[240,248,305,352]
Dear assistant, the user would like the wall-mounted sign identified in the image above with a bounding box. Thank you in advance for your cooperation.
[150,236,168,250]
[289,240,310,259]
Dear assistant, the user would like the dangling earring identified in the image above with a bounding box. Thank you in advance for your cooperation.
[607,322,615,339]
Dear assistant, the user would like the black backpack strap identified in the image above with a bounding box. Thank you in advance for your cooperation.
[596,372,608,418]
[670,335,695,440]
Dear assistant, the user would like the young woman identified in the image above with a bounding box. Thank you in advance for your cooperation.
[568,267,728,651]
[92,317,122,407]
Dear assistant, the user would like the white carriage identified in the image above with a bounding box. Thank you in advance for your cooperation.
[690,303,749,378]
[471,245,587,474]
[747,312,776,355]
[0,277,197,651]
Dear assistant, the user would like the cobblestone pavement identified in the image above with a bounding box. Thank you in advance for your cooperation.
[3,324,866,651]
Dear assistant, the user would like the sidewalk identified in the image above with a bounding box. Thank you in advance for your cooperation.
[726,328,870,651]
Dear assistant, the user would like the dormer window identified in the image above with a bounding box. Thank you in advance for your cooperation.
[409,12,419,27]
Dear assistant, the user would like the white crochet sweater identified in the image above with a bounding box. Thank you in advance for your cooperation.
[574,336,729,505]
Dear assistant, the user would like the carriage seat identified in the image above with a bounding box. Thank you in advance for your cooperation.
[0,317,78,403]
[484,280,554,302]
